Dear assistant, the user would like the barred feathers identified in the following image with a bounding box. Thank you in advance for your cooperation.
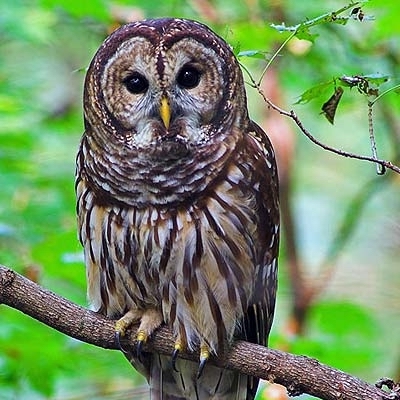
[77,18,279,399]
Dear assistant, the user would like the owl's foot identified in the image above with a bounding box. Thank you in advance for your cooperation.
[171,340,210,377]
[114,308,163,358]
[115,309,141,353]
[197,343,210,379]
[135,308,163,359]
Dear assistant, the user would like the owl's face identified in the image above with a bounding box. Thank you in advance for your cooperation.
[101,35,226,151]
[82,18,249,205]
[85,18,247,153]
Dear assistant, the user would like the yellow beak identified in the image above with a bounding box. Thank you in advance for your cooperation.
[160,97,171,129]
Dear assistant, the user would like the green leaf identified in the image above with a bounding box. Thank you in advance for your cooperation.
[295,80,334,104]
[295,28,319,42]
[237,50,268,59]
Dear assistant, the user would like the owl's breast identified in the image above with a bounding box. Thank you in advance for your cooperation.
[148,137,191,161]
[141,190,258,353]
[77,158,263,351]
[80,128,241,208]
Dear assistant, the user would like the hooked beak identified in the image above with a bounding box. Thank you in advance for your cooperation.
[159,97,171,129]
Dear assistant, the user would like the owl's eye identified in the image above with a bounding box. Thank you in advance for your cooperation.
[177,65,201,89]
[123,72,149,94]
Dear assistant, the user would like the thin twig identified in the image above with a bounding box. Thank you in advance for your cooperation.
[249,79,400,174]
[368,101,385,175]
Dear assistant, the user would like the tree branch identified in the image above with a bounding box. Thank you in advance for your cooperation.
[0,264,397,400]
[245,77,400,175]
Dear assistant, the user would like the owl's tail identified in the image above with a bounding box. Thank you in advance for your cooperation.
[148,354,186,400]
[149,354,249,400]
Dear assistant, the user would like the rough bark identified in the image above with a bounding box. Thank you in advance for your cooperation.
[0,265,397,400]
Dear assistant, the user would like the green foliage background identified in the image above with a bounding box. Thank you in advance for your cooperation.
[1,1,399,399]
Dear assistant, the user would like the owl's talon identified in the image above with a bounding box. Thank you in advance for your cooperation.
[115,315,136,354]
[136,339,144,360]
[171,348,180,372]
[197,345,210,379]
[197,357,207,379]
[136,330,148,360]
[114,310,140,354]
[171,340,183,372]
[115,330,128,354]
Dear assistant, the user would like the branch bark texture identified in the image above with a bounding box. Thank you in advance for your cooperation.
[0,265,395,400]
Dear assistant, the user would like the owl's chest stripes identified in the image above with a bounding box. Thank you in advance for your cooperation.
[77,169,260,349]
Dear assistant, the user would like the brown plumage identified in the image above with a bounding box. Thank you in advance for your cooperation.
[76,18,279,399]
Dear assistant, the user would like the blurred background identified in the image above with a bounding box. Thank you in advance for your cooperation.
[0,0,399,399]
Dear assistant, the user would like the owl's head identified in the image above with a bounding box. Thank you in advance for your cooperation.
[84,18,248,152]
[81,18,249,206]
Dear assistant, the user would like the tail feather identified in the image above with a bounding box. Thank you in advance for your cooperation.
[149,354,248,400]
[149,354,188,400]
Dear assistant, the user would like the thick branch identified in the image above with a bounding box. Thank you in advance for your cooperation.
[0,265,396,400]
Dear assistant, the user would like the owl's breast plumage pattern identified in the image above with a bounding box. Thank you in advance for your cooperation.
[77,131,278,351]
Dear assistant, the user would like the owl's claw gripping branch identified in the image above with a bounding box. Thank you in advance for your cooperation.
[197,344,210,379]
[114,310,139,353]
[136,308,163,359]
[114,331,128,354]
[113,308,163,358]
[171,340,183,372]
[136,330,147,359]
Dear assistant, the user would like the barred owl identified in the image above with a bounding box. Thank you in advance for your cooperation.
[76,18,279,400]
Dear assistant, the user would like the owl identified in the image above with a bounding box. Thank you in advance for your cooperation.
[76,18,279,400]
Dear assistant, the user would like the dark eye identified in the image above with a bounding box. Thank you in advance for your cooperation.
[177,65,201,89]
[123,72,149,94]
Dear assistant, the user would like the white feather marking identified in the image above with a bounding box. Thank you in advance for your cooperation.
[150,208,158,226]
[226,165,244,184]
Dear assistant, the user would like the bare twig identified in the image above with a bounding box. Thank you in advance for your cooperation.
[246,77,400,175]
[368,101,386,175]
[0,264,398,400]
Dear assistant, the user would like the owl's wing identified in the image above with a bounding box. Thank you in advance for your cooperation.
[241,121,280,399]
